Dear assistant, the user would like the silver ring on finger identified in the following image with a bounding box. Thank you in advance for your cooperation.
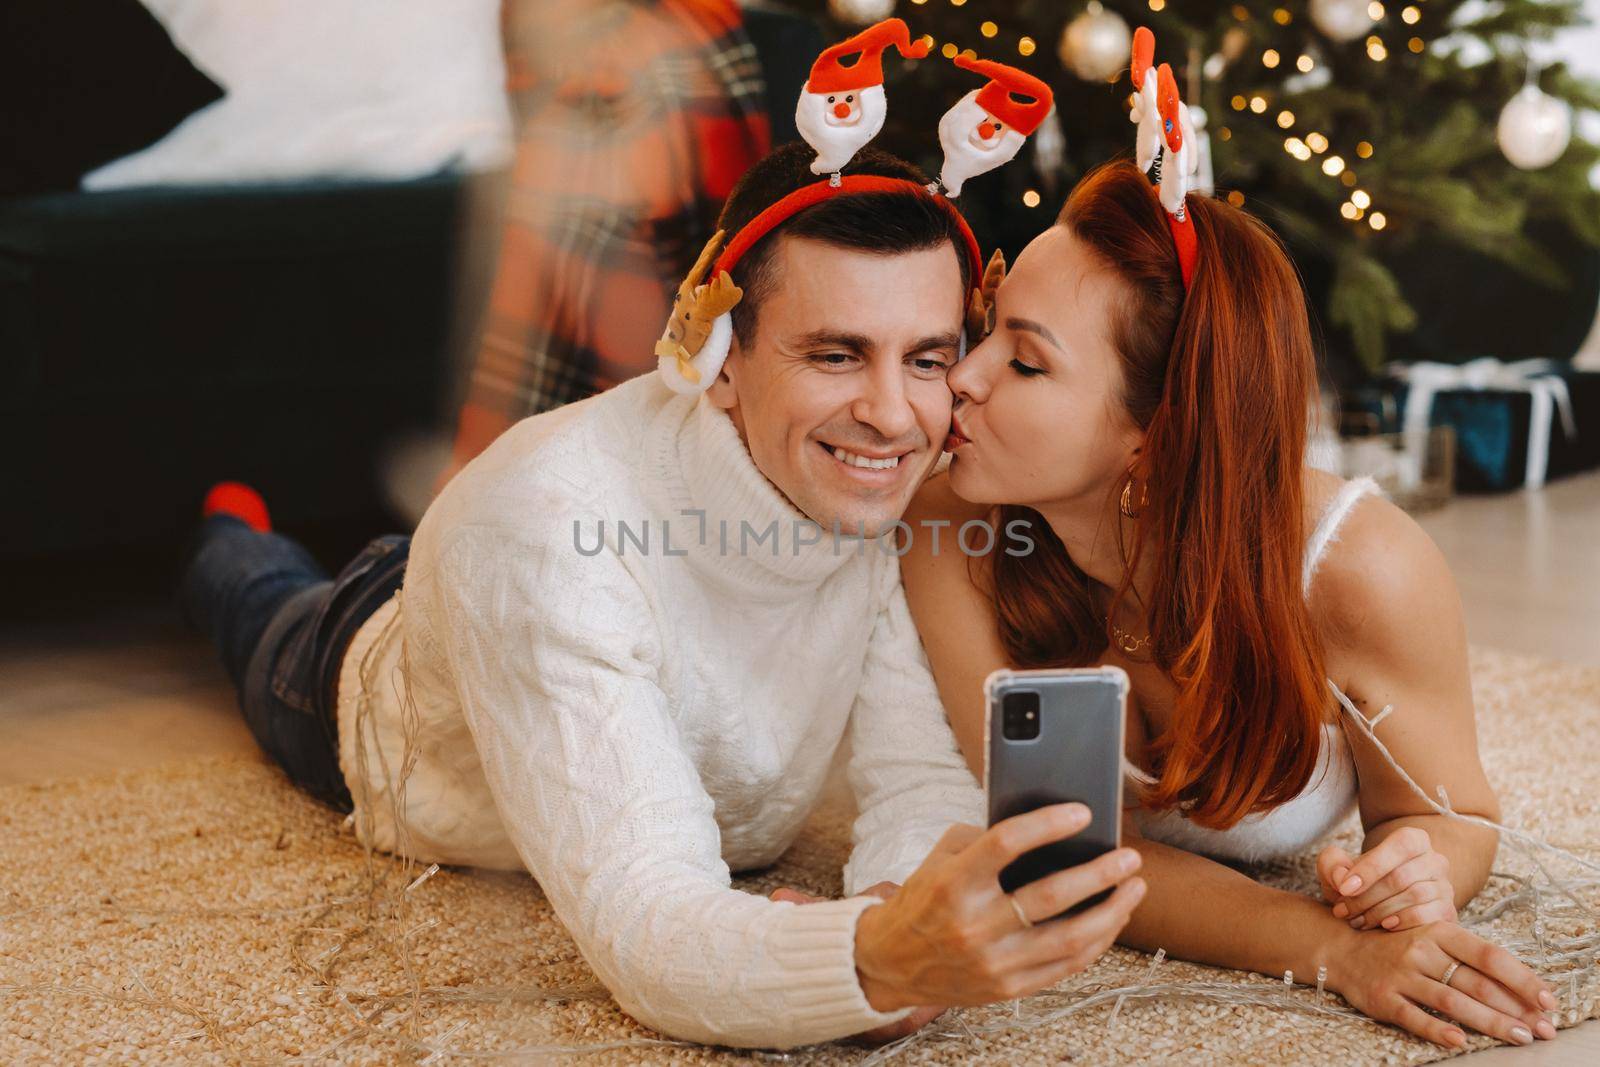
[1440,960,1461,988]
[1007,893,1034,929]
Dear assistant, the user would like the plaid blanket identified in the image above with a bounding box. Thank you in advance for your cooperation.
[453,0,771,461]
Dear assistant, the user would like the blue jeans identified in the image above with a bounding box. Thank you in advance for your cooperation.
[179,516,409,812]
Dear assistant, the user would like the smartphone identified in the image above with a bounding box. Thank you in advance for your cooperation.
[984,666,1128,918]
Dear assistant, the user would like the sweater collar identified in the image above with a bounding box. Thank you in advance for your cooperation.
[646,389,869,592]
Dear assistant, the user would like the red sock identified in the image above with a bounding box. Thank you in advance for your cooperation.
[202,481,272,533]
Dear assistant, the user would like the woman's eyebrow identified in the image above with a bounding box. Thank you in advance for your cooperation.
[1004,316,1063,352]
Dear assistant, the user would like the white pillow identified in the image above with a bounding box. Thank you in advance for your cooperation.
[83,0,512,189]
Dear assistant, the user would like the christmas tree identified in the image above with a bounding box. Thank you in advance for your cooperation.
[802,0,1600,379]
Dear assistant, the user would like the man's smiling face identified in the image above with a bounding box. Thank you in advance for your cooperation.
[706,234,966,539]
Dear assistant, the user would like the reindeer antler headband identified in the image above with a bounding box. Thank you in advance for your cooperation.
[1129,26,1199,290]
[656,17,1053,395]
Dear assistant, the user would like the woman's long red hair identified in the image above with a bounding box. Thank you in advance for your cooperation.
[989,160,1326,829]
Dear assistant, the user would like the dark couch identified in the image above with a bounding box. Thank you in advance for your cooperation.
[0,177,463,560]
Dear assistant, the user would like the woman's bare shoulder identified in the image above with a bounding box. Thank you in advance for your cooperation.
[1306,473,1461,666]
[905,469,990,526]
[900,470,997,597]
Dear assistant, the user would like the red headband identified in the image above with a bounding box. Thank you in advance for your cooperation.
[1168,212,1197,290]
[714,175,985,293]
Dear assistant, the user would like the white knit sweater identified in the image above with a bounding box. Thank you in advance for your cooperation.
[334,372,986,1049]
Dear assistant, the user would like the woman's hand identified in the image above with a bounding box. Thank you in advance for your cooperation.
[1318,826,1457,932]
[852,803,1146,1013]
[1329,921,1558,1047]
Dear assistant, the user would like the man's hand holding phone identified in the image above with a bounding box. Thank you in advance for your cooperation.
[850,802,1145,1014]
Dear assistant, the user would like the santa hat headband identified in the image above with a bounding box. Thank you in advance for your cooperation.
[656,17,1052,395]
[1128,26,1198,290]
[806,18,927,94]
[957,55,1053,138]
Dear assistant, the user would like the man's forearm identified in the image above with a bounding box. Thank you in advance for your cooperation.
[1119,835,1360,983]
[1362,813,1498,909]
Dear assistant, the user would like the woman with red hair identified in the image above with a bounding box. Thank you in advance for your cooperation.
[902,160,1562,1049]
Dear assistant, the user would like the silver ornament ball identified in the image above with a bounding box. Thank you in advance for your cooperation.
[827,0,896,26]
[1059,2,1132,82]
[1497,84,1572,170]
[1310,0,1376,44]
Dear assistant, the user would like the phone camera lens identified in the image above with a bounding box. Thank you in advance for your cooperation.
[1002,690,1041,741]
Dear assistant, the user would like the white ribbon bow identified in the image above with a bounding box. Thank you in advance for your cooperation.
[1386,357,1578,489]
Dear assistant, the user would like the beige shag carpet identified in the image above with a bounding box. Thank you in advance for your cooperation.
[3,646,1598,1065]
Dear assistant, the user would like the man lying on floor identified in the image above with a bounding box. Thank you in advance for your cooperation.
[180,136,1146,1048]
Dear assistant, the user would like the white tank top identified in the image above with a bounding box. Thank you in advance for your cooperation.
[1127,476,1380,864]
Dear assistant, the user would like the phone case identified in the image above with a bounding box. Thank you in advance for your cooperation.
[984,666,1129,915]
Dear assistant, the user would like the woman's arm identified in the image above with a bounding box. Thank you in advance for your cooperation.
[1120,822,1358,977]
[1310,494,1501,921]
[1124,829,1554,1046]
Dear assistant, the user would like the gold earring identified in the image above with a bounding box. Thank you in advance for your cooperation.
[1120,472,1148,518]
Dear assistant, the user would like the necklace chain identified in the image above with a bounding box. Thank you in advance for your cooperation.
[1108,618,1151,655]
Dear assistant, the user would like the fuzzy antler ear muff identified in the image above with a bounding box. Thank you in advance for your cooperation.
[965,247,1007,345]
[655,230,743,394]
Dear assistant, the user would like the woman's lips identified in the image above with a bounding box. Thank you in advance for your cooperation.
[944,414,972,453]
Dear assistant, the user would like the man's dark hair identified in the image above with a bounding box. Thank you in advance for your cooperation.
[714,142,973,347]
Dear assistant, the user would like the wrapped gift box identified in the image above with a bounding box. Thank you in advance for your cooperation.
[1343,360,1600,493]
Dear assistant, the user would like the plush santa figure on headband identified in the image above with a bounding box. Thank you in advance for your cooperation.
[1129,27,1163,174]
[935,56,1054,197]
[795,18,929,177]
[1127,28,1198,217]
